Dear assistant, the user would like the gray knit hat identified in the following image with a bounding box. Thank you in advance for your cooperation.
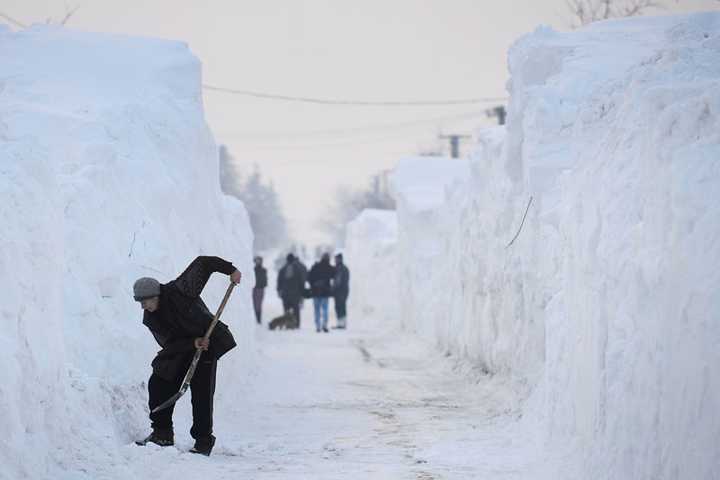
[133,277,160,301]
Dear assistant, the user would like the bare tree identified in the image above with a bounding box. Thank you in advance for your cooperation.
[318,171,395,245]
[218,145,289,251]
[56,3,82,26]
[0,12,27,28]
[1,3,81,29]
[567,0,663,27]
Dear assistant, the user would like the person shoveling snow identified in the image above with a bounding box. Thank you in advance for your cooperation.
[133,256,242,456]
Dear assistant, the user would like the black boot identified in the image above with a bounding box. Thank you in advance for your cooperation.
[135,428,174,447]
[189,435,216,456]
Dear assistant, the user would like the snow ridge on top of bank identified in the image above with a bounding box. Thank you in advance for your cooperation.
[507,12,720,194]
[0,25,201,107]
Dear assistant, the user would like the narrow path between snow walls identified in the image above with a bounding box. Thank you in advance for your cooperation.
[66,324,543,480]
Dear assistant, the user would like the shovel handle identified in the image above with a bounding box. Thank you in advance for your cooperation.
[202,282,235,342]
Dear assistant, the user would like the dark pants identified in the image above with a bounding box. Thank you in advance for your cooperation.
[334,293,348,319]
[148,353,217,440]
[252,287,264,323]
[282,298,301,326]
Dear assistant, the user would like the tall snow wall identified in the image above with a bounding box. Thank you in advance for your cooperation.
[344,209,400,330]
[374,12,720,479]
[0,26,255,478]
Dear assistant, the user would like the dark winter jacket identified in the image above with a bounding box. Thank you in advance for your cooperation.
[333,263,350,298]
[296,259,308,287]
[277,261,305,304]
[143,256,237,381]
[254,265,268,289]
[308,259,336,298]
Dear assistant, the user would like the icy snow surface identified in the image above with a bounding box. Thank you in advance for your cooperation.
[55,323,542,479]
[0,26,254,479]
[374,11,720,480]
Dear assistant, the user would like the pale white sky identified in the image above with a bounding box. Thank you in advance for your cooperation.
[4,0,719,245]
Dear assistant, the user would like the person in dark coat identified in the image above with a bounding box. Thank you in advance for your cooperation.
[133,256,241,456]
[277,253,305,326]
[332,253,350,329]
[295,256,308,292]
[294,255,308,315]
[308,253,335,333]
[252,256,267,324]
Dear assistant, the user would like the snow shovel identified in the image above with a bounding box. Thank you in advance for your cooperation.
[151,282,236,413]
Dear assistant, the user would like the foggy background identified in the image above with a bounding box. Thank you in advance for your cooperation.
[4,0,719,248]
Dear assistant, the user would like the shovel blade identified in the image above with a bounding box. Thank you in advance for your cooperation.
[151,383,190,413]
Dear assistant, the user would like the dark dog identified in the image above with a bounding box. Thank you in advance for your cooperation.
[268,309,298,330]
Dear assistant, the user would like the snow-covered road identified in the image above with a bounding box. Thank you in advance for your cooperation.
[77,322,542,480]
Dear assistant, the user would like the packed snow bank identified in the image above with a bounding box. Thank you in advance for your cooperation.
[387,151,543,386]
[344,209,399,330]
[511,13,720,479]
[0,26,255,478]
[362,12,720,479]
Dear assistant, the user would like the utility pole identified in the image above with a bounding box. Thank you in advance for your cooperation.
[438,134,471,159]
[486,105,507,125]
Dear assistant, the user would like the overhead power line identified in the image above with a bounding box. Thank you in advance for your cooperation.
[203,84,507,106]
[233,129,445,152]
[216,110,484,140]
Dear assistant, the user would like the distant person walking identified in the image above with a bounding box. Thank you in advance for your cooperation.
[277,253,305,326]
[252,256,267,324]
[308,253,335,333]
[332,253,350,329]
